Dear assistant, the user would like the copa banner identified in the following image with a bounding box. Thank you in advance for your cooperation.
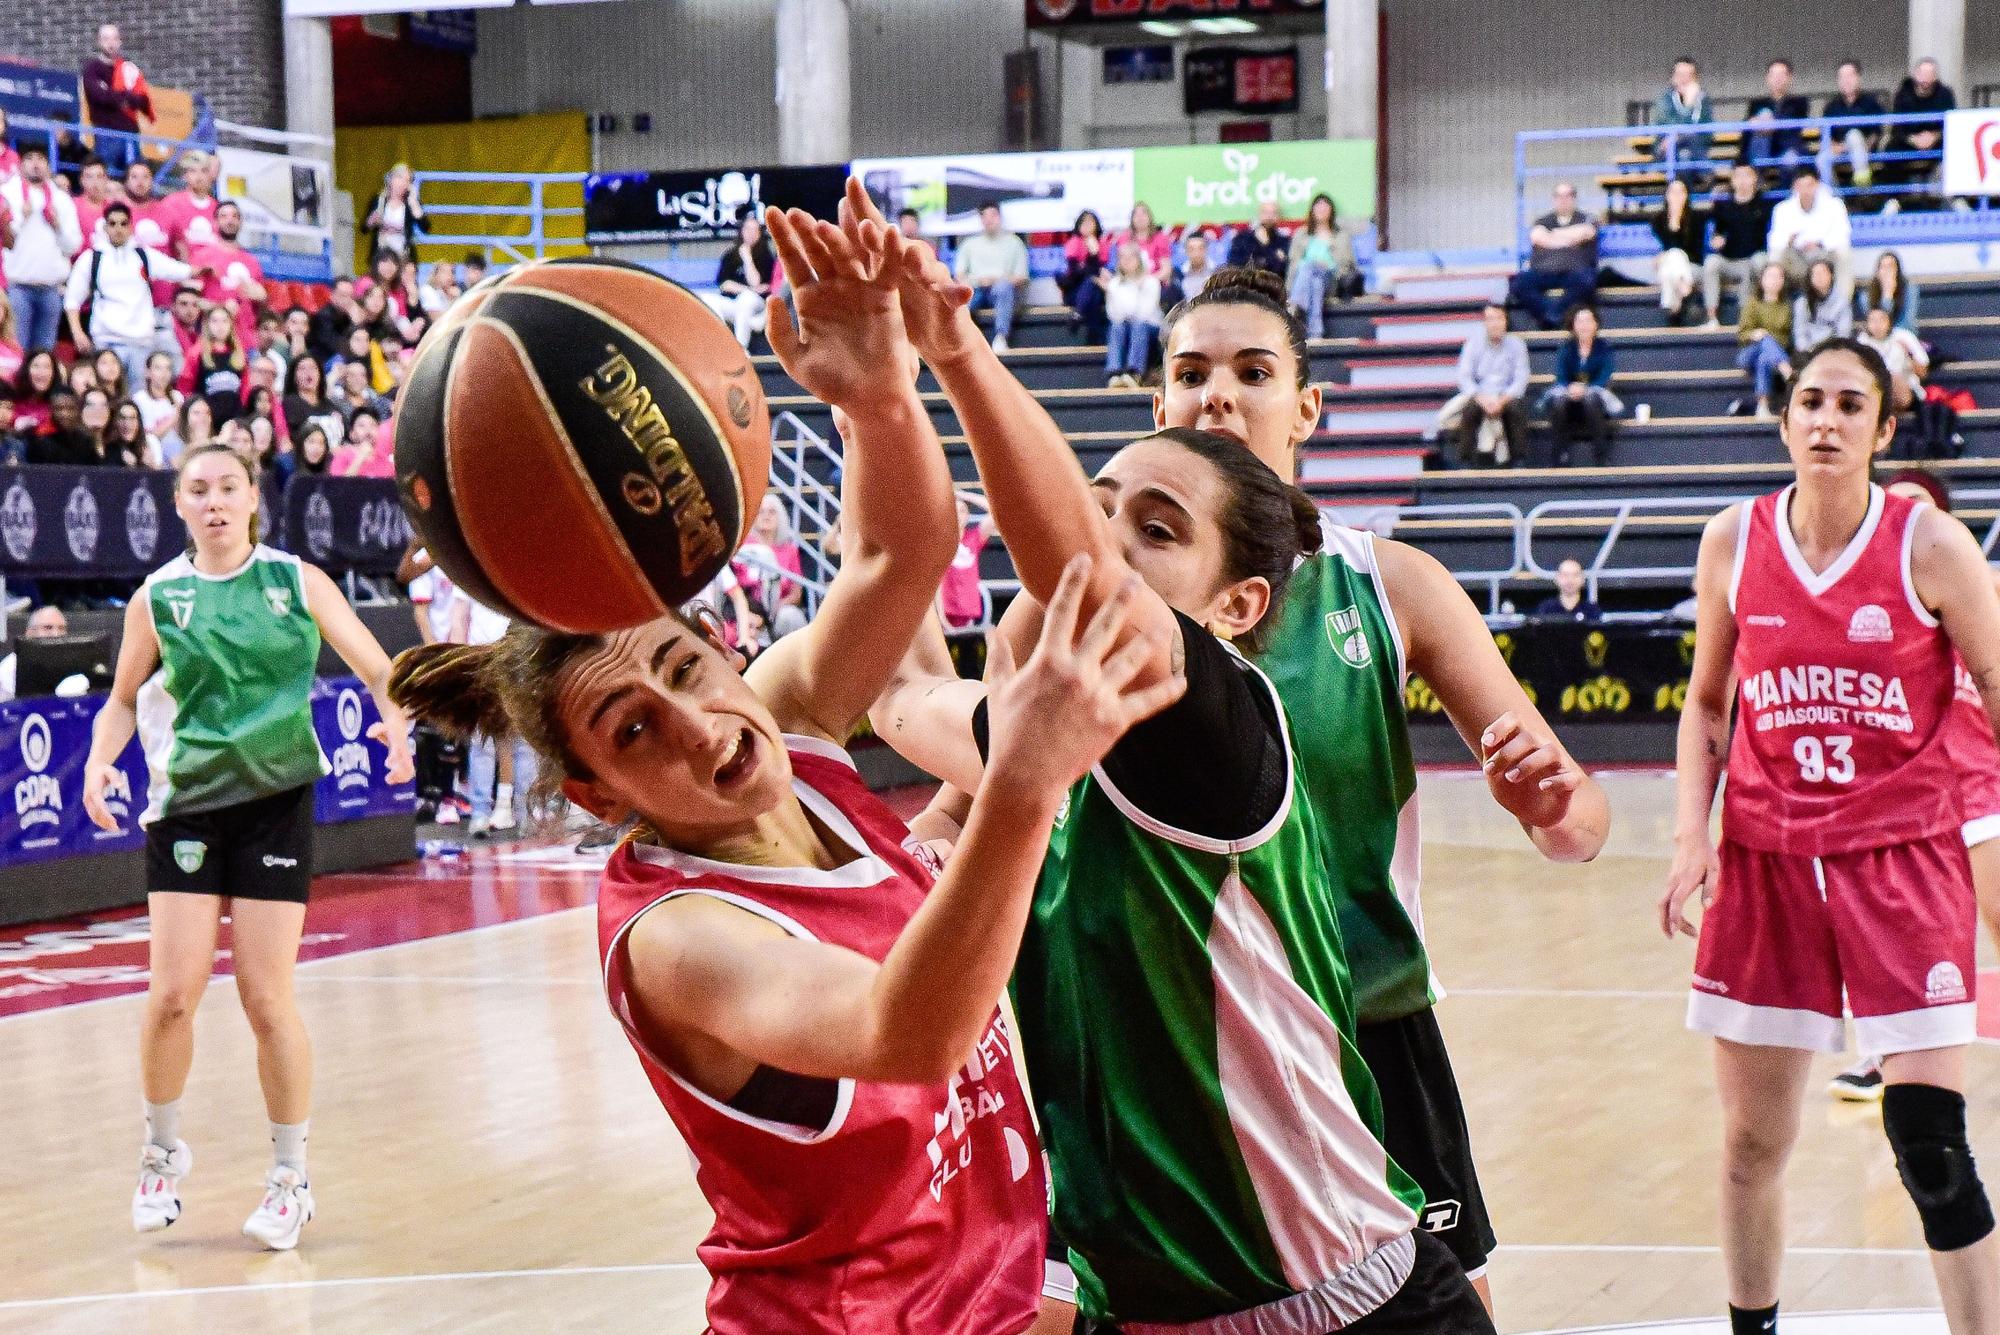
[851,150,1136,238]
[585,165,849,244]
[275,474,412,578]
[1942,108,2000,200]
[1132,139,1375,229]
[1404,619,1697,725]
[0,676,411,870]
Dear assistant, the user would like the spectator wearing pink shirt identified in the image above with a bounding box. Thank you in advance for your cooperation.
[331,406,394,477]
[937,492,998,630]
[72,156,115,249]
[156,149,220,257]
[1111,201,1174,285]
[733,493,808,640]
[191,201,266,347]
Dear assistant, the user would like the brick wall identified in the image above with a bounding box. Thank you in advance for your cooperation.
[4,4,287,129]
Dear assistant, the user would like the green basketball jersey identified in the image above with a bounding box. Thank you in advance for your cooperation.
[1013,645,1422,1326]
[137,546,327,823]
[1254,521,1436,1024]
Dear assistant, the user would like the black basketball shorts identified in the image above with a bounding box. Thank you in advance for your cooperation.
[145,784,316,904]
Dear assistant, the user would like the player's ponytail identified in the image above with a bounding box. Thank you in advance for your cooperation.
[389,641,514,741]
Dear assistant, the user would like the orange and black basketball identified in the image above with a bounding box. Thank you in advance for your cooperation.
[393,257,770,634]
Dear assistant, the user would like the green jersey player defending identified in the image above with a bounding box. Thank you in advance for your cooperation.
[1147,267,1610,1314]
[869,234,1511,1331]
[83,444,415,1250]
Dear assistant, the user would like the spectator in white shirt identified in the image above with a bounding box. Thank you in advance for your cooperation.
[1098,242,1163,389]
[1767,165,1852,307]
[63,201,195,388]
[3,143,83,351]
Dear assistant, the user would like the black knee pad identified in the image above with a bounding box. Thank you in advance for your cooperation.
[1883,1083,1996,1252]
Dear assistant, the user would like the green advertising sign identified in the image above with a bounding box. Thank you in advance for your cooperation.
[1133,140,1375,229]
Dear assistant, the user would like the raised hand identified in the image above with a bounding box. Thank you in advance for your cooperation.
[836,175,978,366]
[762,203,911,412]
[982,555,1185,800]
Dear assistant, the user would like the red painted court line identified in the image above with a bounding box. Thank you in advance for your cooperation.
[0,844,601,1019]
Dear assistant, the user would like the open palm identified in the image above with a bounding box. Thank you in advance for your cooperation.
[764,206,907,410]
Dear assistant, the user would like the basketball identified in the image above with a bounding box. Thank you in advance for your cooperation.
[392,256,770,634]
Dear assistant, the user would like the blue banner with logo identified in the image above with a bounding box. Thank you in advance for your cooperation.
[0,676,411,870]
[0,61,82,132]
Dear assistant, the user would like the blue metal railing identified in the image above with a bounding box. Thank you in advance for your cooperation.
[1514,110,1992,264]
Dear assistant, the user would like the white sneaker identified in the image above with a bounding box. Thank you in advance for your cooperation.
[990,333,1010,353]
[242,1166,314,1250]
[133,1140,192,1233]
[434,803,460,825]
[490,800,516,833]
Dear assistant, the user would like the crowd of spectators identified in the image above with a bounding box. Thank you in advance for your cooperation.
[0,121,480,493]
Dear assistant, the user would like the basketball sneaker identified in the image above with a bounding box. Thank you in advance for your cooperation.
[1828,1057,1884,1102]
[242,1166,314,1250]
[132,1139,192,1232]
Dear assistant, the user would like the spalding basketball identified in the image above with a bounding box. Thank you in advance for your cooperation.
[393,257,770,634]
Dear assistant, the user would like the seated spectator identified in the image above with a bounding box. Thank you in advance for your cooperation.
[1225,200,1288,275]
[1099,241,1163,389]
[1882,57,1957,205]
[1059,209,1109,344]
[157,149,220,257]
[353,282,398,347]
[244,383,280,437]
[938,492,998,630]
[0,304,21,386]
[1535,559,1603,621]
[955,203,1029,352]
[67,360,98,399]
[332,406,393,477]
[130,350,182,436]
[1858,304,1928,413]
[1768,166,1852,305]
[1542,305,1619,467]
[284,354,341,444]
[1858,250,1919,333]
[330,325,377,386]
[32,388,101,466]
[80,24,151,173]
[1285,193,1361,338]
[3,142,84,352]
[1792,257,1852,350]
[1451,303,1529,467]
[12,349,58,436]
[1745,59,1812,169]
[191,200,267,349]
[1820,60,1886,190]
[190,304,248,426]
[276,306,313,370]
[292,422,332,476]
[419,261,460,319]
[1112,201,1175,288]
[64,200,196,388]
[734,493,807,641]
[105,397,157,467]
[363,163,426,266]
[160,393,214,466]
[1652,57,1714,173]
[165,283,205,386]
[91,346,129,403]
[1650,177,1705,324]
[0,605,73,701]
[248,415,287,485]
[250,310,287,377]
[309,275,359,362]
[118,160,172,285]
[1178,231,1220,301]
[1510,183,1599,330]
[1737,261,1795,419]
[332,356,390,422]
[706,214,772,351]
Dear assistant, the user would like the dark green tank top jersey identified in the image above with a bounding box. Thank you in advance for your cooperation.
[137,546,329,825]
[1256,520,1437,1025]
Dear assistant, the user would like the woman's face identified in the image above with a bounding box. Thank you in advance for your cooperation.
[1090,437,1269,640]
[1867,307,1893,340]
[1310,197,1334,228]
[50,396,80,431]
[286,309,310,341]
[360,287,387,318]
[146,354,172,390]
[115,403,142,439]
[1781,350,1893,480]
[1130,203,1154,234]
[753,495,784,543]
[177,450,258,551]
[1116,244,1144,277]
[80,391,110,431]
[296,357,321,393]
[1877,254,1899,285]
[1573,307,1600,340]
[389,165,412,196]
[1156,303,1319,479]
[204,306,233,341]
[68,363,96,394]
[248,387,274,418]
[1760,264,1787,300]
[26,353,55,394]
[554,618,796,843]
[347,328,372,359]
[249,417,274,454]
[93,349,122,384]
[300,429,329,465]
[373,253,399,284]
[1078,212,1100,239]
[186,398,213,438]
[740,217,763,247]
[1808,262,1835,299]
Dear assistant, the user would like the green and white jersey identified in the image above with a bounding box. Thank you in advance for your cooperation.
[137,545,328,824]
[1254,519,1436,1025]
[1013,620,1422,1328]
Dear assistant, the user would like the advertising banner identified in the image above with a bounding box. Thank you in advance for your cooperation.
[1406,621,1696,727]
[585,165,849,244]
[311,678,418,822]
[851,149,1135,237]
[1942,108,2000,200]
[275,475,412,578]
[217,144,335,283]
[0,466,183,579]
[0,61,81,129]
[1025,0,1323,28]
[1132,139,1374,228]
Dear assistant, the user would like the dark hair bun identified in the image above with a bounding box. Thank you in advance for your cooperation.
[1204,266,1289,307]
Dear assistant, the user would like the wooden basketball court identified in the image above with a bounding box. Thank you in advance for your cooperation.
[1,770,1991,1333]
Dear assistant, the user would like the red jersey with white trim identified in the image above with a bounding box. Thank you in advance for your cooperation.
[1723,485,1960,856]
[596,736,1045,1335]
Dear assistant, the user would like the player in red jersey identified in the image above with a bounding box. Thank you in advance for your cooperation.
[390,195,1183,1335]
[1663,339,2000,1335]
[1830,469,2000,1102]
